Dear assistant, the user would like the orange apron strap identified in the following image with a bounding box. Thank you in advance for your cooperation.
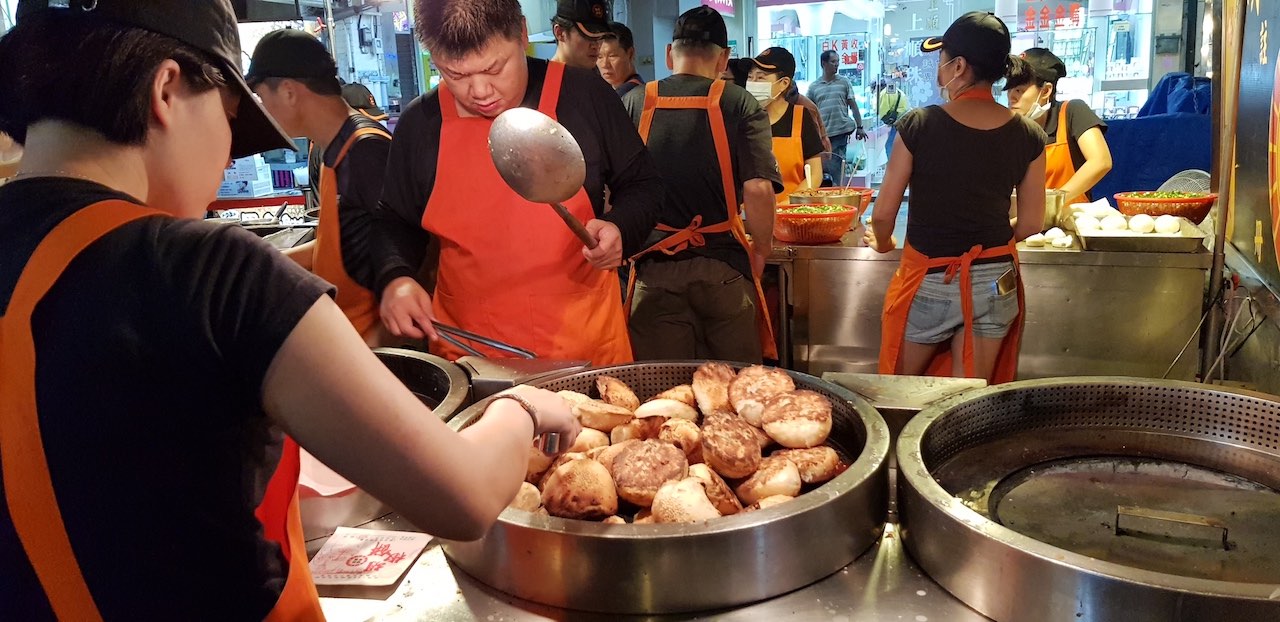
[331,126,392,168]
[261,490,325,622]
[1,200,161,622]
[1055,100,1071,146]
[638,81,661,143]
[541,61,566,113]
[792,103,805,140]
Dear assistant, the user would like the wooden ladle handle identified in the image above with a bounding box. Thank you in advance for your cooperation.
[551,202,598,249]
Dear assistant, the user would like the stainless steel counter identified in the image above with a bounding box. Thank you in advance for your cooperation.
[769,229,1210,380]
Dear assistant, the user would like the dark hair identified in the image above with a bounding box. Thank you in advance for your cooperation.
[0,12,227,146]
[820,50,839,64]
[672,38,723,60]
[606,22,635,50]
[950,51,1016,85]
[724,57,749,87]
[1002,55,1055,93]
[417,0,525,58]
[259,76,342,97]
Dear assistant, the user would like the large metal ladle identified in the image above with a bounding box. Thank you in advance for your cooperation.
[488,107,598,249]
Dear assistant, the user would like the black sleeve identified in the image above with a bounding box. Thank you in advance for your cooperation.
[895,107,928,153]
[372,96,437,296]
[1066,99,1107,140]
[734,92,785,194]
[623,87,645,126]
[335,136,390,290]
[152,221,333,399]
[1018,116,1050,169]
[800,108,825,160]
[583,73,665,257]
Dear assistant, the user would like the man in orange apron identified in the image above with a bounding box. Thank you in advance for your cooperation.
[371,0,663,364]
[745,47,826,202]
[248,29,392,346]
[598,21,645,97]
[1004,48,1112,206]
[620,6,782,363]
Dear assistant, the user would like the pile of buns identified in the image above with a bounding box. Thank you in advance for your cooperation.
[508,363,847,525]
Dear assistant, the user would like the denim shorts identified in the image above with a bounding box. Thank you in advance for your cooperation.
[904,261,1019,344]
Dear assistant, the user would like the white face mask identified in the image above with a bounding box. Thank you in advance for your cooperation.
[1024,92,1051,121]
[746,80,774,103]
[937,57,961,102]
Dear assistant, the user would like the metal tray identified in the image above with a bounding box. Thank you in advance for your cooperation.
[1077,219,1205,252]
[441,361,891,614]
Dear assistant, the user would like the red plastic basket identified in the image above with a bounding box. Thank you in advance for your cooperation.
[774,205,858,244]
[1114,192,1217,224]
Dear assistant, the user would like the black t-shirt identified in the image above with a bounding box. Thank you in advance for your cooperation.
[373,57,665,295]
[622,75,783,277]
[897,106,1047,257]
[771,104,826,162]
[1042,99,1107,177]
[0,178,332,620]
[325,113,391,289]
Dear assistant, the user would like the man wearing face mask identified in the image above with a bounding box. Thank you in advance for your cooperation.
[621,6,783,362]
[748,47,825,201]
[807,50,867,183]
[1004,48,1111,206]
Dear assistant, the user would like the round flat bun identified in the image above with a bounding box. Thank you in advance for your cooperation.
[729,366,796,427]
[612,440,689,507]
[658,418,703,463]
[541,458,618,520]
[688,463,743,516]
[574,399,634,432]
[556,390,592,406]
[734,456,802,505]
[771,447,844,484]
[692,362,736,415]
[567,428,610,454]
[610,416,666,444]
[635,398,699,421]
[537,452,586,489]
[652,477,721,523]
[508,481,542,512]
[745,494,794,512]
[700,414,763,479]
[602,515,626,525]
[593,439,639,477]
[761,390,833,448]
[596,376,640,412]
[652,384,696,407]
[526,444,555,483]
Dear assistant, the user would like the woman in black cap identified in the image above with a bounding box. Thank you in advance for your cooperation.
[865,11,1047,384]
[0,1,579,618]
[1005,48,1112,206]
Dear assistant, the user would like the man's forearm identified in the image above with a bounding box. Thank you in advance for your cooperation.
[743,179,775,254]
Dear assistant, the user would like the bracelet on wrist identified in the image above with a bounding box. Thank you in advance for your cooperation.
[492,394,539,437]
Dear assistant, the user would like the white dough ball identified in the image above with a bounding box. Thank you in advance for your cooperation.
[1074,216,1101,232]
[1051,235,1074,248]
[1128,213,1155,234]
[1101,214,1128,231]
[1024,233,1046,247]
[1154,214,1181,234]
[1044,227,1067,240]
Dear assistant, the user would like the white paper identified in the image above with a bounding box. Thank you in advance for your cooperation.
[309,527,432,586]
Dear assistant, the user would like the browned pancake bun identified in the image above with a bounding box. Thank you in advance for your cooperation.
[744,494,794,512]
[734,456,802,505]
[574,399,634,432]
[658,418,703,463]
[651,477,721,523]
[688,463,743,516]
[540,458,618,520]
[692,362,736,415]
[610,416,666,444]
[652,384,696,407]
[508,481,542,512]
[761,390,833,448]
[771,447,843,484]
[566,428,610,454]
[612,439,689,507]
[596,376,640,412]
[526,444,555,483]
[634,398,698,421]
[700,414,763,479]
[729,366,796,427]
[537,452,587,489]
[593,439,639,477]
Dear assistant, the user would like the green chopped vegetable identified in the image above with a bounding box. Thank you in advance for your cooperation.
[781,205,852,214]
[1126,191,1207,199]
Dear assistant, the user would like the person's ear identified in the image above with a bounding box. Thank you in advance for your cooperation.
[1041,82,1055,102]
[149,59,185,131]
[717,48,730,74]
[666,44,675,71]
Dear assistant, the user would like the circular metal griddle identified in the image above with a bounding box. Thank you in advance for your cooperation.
[441,361,891,614]
[898,377,1280,622]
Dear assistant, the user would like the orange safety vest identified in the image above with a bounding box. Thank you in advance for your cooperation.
[423,61,632,364]
[0,200,323,620]
[773,103,809,202]
[314,125,390,344]
[1045,101,1086,207]
[878,241,1025,382]
[627,78,778,361]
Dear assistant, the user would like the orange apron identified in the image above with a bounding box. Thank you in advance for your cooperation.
[877,241,1025,382]
[626,79,778,361]
[423,61,632,364]
[0,200,323,621]
[1044,101,1086,206]
[314,126,390,344]
[357,109,390,122]
[773,103,808,202]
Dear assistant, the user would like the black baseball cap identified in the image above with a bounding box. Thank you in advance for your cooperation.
[1018,47,1067,82]
[920,11,1011,70]
[245,28,341,93]
[342,83,387,120]
[672,6,729,49]
[17,0,294,159]
[556,0,610,39]
[751,47,796,79]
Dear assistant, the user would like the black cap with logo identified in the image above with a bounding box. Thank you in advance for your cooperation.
[919,11,1011,71]
[672,5,728,49]
[556,0,611,39]
[1017,47,1067,83]
[245,28,341,93]
[751,47,797,79]
[342,83,387,120]
[17,0,294,159]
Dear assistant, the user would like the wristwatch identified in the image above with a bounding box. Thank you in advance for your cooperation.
[492,393,540,435]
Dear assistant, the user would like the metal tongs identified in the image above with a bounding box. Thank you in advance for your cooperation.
[434,323,536,360]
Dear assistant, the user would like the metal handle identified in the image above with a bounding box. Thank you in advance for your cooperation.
[1113,505,1230,550]
[551,202,598,249]
[435,323,537,359]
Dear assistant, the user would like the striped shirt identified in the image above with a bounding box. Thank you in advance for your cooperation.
[806,75,860,137]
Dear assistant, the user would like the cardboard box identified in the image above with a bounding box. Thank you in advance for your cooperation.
[218,179,275,198]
